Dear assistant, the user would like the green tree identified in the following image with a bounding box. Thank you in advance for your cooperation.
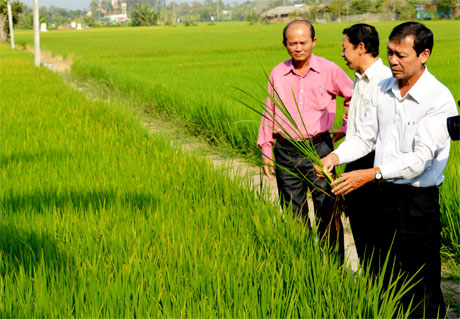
[438,0,457,18]
[200,9,211,21]
[438,0,457,11]
[100,0,113,15]
[0,0,23,43]
[328,0,346,20]
[130,3,160,26]
[307,1,321,22]
[350,0,372,14]
[90,0,100,19]
[380,0,415,18]
[18,11,47,29]
[246,11,261,24]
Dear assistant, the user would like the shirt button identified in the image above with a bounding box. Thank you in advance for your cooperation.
[300,102,303,105]
[300,90,304,93]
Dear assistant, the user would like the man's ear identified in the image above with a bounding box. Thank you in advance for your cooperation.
[358,42,367,55]
[419,48,430,64]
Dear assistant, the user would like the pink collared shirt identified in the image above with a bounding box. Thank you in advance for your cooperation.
[258,54,353,160]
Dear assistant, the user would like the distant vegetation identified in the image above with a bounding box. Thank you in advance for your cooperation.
[2,0,459,32]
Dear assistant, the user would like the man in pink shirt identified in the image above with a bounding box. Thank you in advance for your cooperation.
[258,20,352,258]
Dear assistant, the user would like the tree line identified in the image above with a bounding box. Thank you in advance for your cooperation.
[0,0,458,41]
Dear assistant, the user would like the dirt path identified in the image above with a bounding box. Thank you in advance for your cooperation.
[39,53,459,318]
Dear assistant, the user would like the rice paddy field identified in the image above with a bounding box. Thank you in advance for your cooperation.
[2,20,459,316]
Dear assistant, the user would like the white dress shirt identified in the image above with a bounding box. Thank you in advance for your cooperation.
[346,58,392,137]
[334,68,458,187]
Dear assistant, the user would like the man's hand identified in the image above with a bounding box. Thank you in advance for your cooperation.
[262,157,275,180]
[329,129,345,144]
[331,168,374,195]
[318,153,340,178]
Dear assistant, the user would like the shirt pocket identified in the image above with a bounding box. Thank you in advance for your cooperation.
[309,85,332,110]
[357,98,371,121]
[400,122,418,153]
[361,98,371,108]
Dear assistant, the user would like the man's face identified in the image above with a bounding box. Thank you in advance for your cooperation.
[341,35,360,71]
[284,23,316,65]
[387,36,429,81]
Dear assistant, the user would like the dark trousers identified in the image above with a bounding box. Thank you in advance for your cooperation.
[273,135,344,260]
[368,183,445,318]
[345,152,378,266]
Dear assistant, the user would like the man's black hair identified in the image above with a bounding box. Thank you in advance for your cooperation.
[389,21,433,56]
[343,23,379,57]
[283,20,315,43]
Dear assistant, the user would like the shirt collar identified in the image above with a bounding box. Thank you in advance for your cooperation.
[355,58,384,81]
[405,67,430,103]
[388,67,430,103]
[283,54,321,76]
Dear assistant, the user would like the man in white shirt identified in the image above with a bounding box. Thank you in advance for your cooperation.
[335,24,392,269]
[321,22,458,318]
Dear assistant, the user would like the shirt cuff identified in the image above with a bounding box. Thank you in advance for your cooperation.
[379,162,401,180]
[332,149,350,165]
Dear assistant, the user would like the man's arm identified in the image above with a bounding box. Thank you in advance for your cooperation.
[319,94,380,194]
[332,101,378,165]
[378,99,457,181]
[330,64,353,143]
[329,129,345,144]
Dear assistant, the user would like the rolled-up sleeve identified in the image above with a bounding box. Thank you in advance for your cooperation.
[379,100,455,181]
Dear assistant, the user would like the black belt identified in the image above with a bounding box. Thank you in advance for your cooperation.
[377,182,438,192]
[276,131,330,145]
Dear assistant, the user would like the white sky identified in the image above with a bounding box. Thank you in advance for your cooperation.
[20,0,93,10]
[19,0,238,10]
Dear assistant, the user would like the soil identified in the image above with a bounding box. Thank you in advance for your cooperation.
[38,52,460,319]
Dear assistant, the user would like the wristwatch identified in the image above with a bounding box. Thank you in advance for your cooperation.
[374,168,382,181]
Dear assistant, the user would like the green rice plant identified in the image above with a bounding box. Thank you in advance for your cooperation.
[0,44,417,317]
[12,20,460,260]
[13,20,459,260]
[440,141,460,260]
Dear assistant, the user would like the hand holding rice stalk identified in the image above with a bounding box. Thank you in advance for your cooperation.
[234,72,346,234]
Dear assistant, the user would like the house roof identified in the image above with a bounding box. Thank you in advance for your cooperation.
[262,5,310,18]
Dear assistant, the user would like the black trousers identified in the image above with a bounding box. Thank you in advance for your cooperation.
[273,135,344,260]
[345,152,377,266]
[368,183,445,318]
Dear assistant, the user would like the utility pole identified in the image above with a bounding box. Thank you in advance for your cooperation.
[216,0,219,23]
[7,0,14,49]
[33,0,40,66]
